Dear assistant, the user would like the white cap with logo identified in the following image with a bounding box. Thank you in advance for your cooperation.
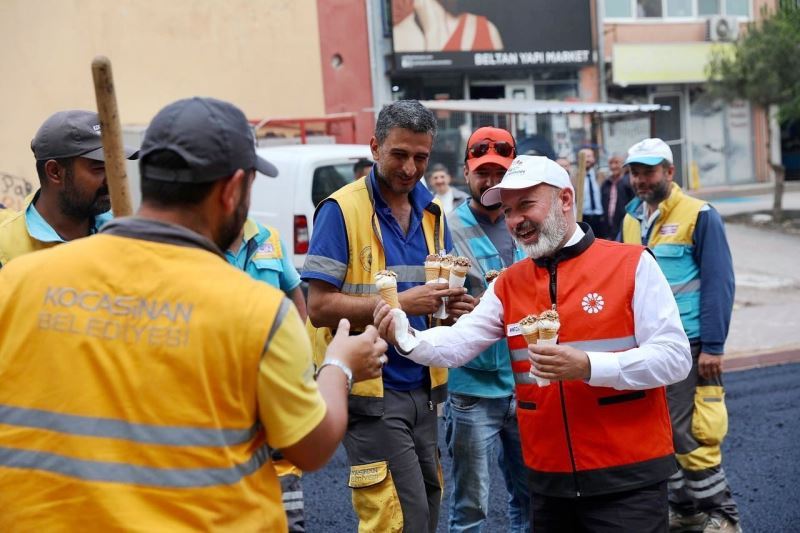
[625,138,674,166]
[481,155,574,206]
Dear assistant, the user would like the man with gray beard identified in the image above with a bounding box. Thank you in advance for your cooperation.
[375,155,691,532]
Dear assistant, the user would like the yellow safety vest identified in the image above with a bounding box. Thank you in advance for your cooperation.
[0,193,56,266]
[306,177,448,412]
[0,232,320,531]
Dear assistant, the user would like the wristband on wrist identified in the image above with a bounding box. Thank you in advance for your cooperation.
[316,358,353,393]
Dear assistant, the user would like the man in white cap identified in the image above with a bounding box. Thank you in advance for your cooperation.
[621,138,739,533]
[375,154,691,531]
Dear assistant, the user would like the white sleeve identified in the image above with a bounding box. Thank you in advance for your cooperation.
[586,252,691,390]
[400,282,507,368]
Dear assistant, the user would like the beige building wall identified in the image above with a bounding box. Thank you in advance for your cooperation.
[0,0,325,210]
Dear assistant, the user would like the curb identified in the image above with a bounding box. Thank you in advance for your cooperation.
[725,347,800,372]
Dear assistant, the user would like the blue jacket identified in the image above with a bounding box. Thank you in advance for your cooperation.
[447,201,526,397]
[622,184,734,354]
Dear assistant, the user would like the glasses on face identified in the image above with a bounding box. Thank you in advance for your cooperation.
[468,139,515,159]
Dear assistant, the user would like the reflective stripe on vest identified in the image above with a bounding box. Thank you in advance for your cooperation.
[0,444,270,488]
[0,404,257,447]
[509,335,638,364]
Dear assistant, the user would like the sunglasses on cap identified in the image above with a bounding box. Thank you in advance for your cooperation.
[467,139,516,159]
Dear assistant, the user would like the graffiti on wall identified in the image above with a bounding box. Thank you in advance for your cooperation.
[1,172,35,211]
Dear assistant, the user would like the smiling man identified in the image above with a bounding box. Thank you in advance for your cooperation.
[444,126,530,533]
[0,110,138,266]
[303,99,472,532]
[375,155,692,532]
[622,138,740,533]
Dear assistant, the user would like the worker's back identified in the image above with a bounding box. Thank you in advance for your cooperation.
[0,230,313,532]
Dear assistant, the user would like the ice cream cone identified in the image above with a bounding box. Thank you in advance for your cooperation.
[425,265,441,283]
[379,286,401,309]
[484,269,501,284]
[522,331,539,345]
[519,314,539,345]
[375,270,401,310]
[424,254,441,284]
[536,309,560,344]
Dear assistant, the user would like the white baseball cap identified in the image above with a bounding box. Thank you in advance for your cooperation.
[625,138,673,166]
[481,155,574,206]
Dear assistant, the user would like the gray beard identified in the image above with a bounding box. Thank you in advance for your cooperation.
[514,200,569,259]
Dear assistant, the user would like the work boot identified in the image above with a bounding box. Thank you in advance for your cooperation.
[703,514,742,533]
[669,508,708,532]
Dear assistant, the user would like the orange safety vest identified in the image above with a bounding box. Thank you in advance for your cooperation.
[493,234,675,497]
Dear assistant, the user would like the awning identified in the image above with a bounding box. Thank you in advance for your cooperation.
[612,42,735,86]
[419,99,668,115]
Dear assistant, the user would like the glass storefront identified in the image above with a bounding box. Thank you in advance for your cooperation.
[390,70,583,179]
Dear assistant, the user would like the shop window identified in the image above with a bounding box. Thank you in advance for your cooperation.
[606,0,748,19]
[667,0,693,17]
[637,0,663,17]
[725,0,748,16]
[606,0,633,17]
[698,0,720,15]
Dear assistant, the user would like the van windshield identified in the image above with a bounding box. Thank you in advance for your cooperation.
[312,163,358,206]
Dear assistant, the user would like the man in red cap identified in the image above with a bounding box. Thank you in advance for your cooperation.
[444,127,530,533]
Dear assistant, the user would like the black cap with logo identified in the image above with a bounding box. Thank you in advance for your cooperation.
[31,110,139,162]
[139,97,278,182]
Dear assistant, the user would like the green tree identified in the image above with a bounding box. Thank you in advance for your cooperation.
[706,2,800,220]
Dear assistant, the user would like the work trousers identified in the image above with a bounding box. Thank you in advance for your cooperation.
[532,480,668,532]
[444,393,530,533]
[667,341,739,523]
[344,387,442,533]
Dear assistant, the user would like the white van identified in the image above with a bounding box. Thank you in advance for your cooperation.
[251,144,373,271]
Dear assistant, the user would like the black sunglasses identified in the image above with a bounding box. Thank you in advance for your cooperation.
[468,139,516,159]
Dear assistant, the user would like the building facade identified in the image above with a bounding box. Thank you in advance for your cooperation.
[317,0,777,188]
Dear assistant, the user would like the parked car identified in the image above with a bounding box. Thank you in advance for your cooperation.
[251,144,372,271]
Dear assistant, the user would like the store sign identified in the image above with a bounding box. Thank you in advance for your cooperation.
[390,0,593,72]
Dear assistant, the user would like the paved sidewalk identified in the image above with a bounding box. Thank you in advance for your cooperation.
[695,186,800,369]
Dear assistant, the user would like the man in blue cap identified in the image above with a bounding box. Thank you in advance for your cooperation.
[621,138,740,533]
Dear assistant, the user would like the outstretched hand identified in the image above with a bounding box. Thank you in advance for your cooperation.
[326,318,388,382]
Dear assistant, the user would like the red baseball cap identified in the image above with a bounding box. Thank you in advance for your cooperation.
[465,127,515,172]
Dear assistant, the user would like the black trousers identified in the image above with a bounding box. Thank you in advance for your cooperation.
[531,481,668,533]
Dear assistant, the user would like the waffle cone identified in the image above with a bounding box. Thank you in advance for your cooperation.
[522,332,539,345]
[379,286,401,309]
[439,266,452,279]
[425,266,440,283]
[539,328,558,340]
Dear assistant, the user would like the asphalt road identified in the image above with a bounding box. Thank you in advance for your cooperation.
[303,363,800,532]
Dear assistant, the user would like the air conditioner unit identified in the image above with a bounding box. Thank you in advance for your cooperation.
[708,16,740,42]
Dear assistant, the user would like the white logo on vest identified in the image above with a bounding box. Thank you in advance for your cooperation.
[582,293,604,314]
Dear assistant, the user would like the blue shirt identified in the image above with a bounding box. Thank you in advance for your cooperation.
[26,201,111,242]
[302,170,453,391]
[225,219,301,292]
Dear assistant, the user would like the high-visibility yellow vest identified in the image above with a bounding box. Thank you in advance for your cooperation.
[306,177,448,413]
[0,231,322,531]
[0,193,55,266]
[622,183,705,338]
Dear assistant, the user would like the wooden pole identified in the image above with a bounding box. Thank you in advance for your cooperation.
[91,56,133,217]
[575,150,587,223]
